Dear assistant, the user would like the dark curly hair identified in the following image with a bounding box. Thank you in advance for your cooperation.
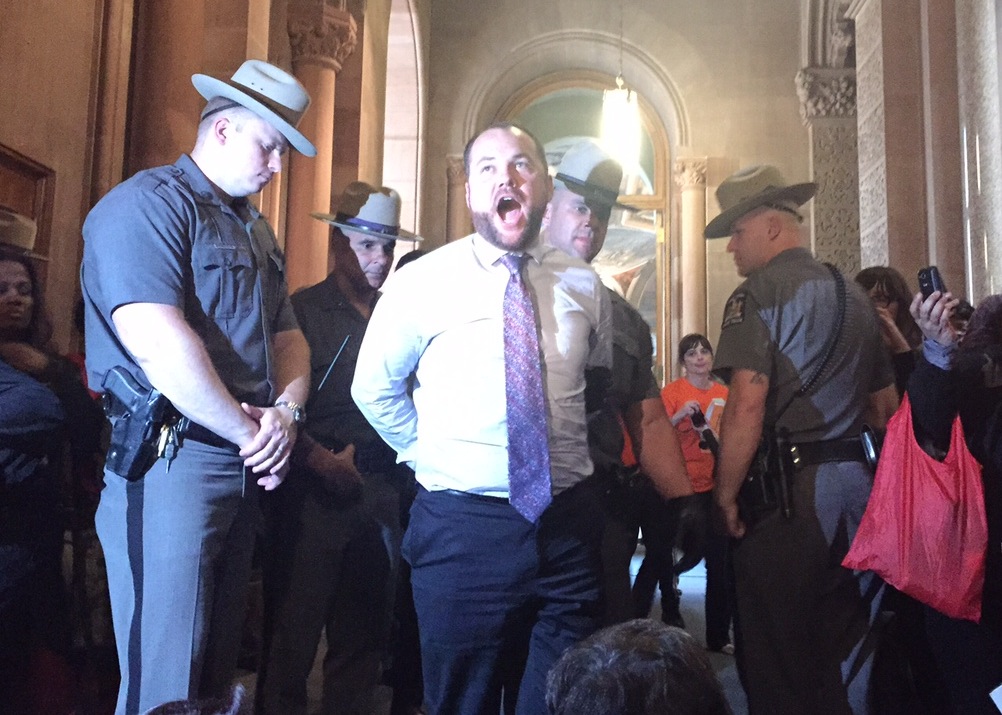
[854,266,922,348]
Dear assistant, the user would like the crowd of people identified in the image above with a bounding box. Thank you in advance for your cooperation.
[4,56,1002,715]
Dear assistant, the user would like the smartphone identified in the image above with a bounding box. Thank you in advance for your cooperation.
[918,266,947,299]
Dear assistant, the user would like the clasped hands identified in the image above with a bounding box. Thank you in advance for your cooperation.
[238,403,298,490]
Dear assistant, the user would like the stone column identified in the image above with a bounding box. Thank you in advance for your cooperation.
[126,2,206,175]
[285,0,357,292]
[796,68,861,276]
[846,0,889,269]
[673,158,708,339]
[445,155,471,244]
[90,0,134,203]
[955,0,1002,299]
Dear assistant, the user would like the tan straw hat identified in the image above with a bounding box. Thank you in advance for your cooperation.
[192,60,316,156]
[311,182,421,241]
[553,140,637,210]
[704,165,816,238]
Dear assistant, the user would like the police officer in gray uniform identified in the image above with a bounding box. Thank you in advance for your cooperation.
[82,61,313,713]
[705,166,898,714]
[543,140,695,625]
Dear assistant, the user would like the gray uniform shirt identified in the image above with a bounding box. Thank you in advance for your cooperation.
[588,289,660,471]
[712,248,893,441]
[81,154,298,406]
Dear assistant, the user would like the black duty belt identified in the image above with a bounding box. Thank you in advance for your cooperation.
[790,437,867,467]
[437,488,509,504]
[184,422,238,451]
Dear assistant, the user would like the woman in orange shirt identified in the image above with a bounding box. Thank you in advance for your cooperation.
[633,334,734,653]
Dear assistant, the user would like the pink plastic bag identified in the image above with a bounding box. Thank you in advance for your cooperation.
[843,394,987,622]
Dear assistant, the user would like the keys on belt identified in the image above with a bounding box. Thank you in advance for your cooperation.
[157,420,187,471]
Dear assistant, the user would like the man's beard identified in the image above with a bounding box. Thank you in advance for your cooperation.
[471,204,546,252]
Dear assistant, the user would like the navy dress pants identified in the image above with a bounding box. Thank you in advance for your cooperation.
[403,480,604,715]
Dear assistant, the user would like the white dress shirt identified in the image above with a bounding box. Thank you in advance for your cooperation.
[351,232,612,496]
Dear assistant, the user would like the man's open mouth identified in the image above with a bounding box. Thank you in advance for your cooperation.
[497,196,522,225]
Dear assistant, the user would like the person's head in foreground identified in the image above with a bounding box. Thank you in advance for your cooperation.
[545,619,732,715]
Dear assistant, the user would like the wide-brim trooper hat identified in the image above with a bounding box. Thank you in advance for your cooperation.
[704,164,816,238]
[0,209,41,257]
[311,182,421,242]
[553,140,638,211]
[192,59,317,157]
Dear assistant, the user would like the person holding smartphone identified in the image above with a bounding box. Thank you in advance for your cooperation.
[633,334,734,653]
[909,288,1002,713]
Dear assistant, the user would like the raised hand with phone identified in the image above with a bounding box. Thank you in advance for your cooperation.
[912,266,960,347]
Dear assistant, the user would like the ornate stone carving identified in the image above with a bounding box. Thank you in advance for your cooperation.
[289,0,357,72]
[673,158,707,190]
[830,17,855,68]
[808,0,857,68]
[853,0,889,266]
[796,68,857,122]
[810,123,862,275]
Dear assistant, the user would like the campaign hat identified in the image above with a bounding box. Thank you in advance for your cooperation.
[553,140,637,211]
[311,182,421,241]
[192,59,316,156]
[704,165,816,238]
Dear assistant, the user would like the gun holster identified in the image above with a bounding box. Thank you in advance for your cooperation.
[101,367,176,481]
[738,427,795,525]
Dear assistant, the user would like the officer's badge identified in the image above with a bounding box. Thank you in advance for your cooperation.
[722,292,746,328]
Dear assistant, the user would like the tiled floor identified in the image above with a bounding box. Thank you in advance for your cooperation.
[667,558,749,715]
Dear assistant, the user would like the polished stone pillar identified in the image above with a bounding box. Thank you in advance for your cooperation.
[955,0,1002,298]
[673,158,708,339]
[126,2,207,174]
[445,154,471,244]
[285,0,357,292]
[796,67,861,276]
[90,0,134,203]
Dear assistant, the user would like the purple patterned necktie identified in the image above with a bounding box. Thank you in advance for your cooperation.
[500,253,552,522]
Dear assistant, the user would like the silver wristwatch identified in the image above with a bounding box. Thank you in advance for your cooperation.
[275,399,306,425]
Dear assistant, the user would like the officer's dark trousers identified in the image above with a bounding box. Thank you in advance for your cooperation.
[631,483,680,622]
[96,441,257,715]
[257,470,401,715]
[732,462,883,715]
[403,481,603,715]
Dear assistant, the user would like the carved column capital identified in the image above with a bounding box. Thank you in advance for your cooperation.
[796,67,857,123]
[673,158,707,190]
[447,155,467,186]
[289,0,358,72]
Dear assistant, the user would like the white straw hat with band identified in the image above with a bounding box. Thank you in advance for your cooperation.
[192,59,316,157]
[311,182,421,242]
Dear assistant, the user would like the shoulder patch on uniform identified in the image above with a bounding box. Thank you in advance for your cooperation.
[721,292,747,328]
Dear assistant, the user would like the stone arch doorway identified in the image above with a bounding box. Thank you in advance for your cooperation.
[497,71,674,379]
